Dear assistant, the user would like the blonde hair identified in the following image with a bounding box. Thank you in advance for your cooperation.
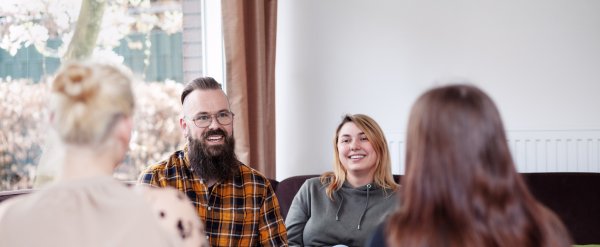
[51,61,134,145]
[321,114,398,200]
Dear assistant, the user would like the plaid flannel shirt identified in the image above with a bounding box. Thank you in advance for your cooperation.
[138,147,288,247]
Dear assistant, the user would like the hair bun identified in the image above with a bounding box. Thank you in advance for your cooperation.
[52,63,98,102]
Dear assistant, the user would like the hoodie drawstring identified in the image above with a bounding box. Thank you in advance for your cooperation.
[357,184,371,230]
[335,195,344,221]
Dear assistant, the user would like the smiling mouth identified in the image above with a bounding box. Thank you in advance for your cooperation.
[206,135,224,143]
[349,154,366,160]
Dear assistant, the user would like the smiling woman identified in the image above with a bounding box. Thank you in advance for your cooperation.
[285,114,399,247]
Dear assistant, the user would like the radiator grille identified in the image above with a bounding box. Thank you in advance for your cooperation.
[388,130,600,174]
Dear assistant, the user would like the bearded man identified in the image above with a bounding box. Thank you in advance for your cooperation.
[138,77,288,247]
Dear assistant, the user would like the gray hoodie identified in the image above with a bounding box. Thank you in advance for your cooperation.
[285,177,398,247]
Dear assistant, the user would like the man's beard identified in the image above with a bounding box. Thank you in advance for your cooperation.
[187,128,239,182]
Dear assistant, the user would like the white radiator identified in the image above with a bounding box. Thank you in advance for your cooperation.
[387,130,600,174]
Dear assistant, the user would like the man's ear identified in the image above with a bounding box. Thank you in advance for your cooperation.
[180,116,188,138]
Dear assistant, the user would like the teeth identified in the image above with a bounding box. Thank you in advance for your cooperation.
[349,155,365,159]
[207,135,223,141]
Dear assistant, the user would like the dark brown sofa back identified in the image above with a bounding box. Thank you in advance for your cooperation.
[0,189,34,204]
[1,173,598,244]
[275,173,600,245]
[275,175,319,220]
[521,173,600,244]
[276,175,402,220]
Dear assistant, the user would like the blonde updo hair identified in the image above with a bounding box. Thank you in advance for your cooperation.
[51,61,134,145]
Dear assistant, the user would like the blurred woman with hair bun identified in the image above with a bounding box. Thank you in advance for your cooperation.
[0,61,208,247]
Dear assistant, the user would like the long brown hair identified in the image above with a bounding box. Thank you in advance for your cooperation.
[321,114,398,200]
[386,84,571,247]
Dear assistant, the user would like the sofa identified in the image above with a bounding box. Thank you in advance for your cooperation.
[274,173,600,245]
[1,173,598,244]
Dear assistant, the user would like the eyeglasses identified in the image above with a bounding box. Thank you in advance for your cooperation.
[186,111,235,128]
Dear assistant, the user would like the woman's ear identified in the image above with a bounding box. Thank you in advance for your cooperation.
[110,116,133,164]
[107,116,133,168]
[116,116,133,147]
[49,111,55,124]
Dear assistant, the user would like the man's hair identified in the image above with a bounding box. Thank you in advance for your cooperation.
[181,77,223,104]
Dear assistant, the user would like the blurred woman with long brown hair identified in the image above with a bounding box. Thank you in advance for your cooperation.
[367,84,571,247]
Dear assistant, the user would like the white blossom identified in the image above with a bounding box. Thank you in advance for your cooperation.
[158,11,182,34]
[0,0,182,58]
[91,48,125,64]
[134,13,158,33]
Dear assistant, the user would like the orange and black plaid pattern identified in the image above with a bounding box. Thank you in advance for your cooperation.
[138,147,288,247]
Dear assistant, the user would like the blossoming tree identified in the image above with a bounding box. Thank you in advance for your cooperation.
[0,0,184,190]
[0,0,182,61]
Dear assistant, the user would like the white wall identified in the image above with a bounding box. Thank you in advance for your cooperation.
[275,0,600,180]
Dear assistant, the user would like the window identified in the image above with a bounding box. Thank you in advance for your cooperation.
[202,0,225,89]
[0,0,223,191]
